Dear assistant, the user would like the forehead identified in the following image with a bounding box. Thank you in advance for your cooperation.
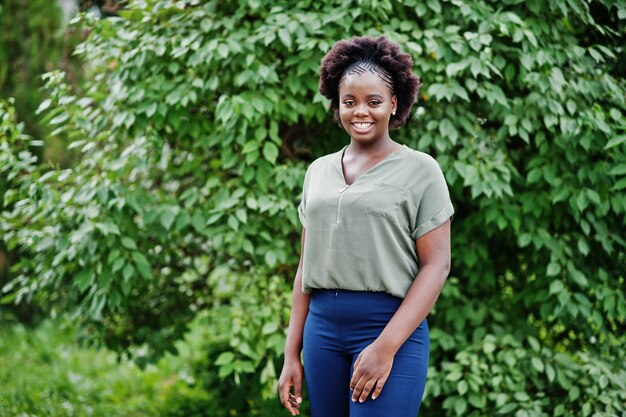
[339,71,393,96]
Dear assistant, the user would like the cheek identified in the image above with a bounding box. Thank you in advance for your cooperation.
[338,106,351,121]
[336,108,349,128]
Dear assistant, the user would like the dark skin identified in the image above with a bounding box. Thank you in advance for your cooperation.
[278,70,452,414]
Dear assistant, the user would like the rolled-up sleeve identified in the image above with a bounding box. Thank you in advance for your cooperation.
[298,166,311,228]
[410,158,454,239]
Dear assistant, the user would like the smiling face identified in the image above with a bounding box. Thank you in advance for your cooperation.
[338,70,397,145]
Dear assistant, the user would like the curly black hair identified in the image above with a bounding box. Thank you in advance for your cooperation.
[319,35,422,130]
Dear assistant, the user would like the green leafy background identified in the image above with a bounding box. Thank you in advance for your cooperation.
[1,0,625,416]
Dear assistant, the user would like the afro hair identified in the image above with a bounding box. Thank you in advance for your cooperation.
[319,35,422,129]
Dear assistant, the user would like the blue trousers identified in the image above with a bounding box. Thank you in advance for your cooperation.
[303,288,429,417]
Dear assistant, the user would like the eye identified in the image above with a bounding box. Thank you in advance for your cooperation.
[369,100,382,106]
[343,100,355,106]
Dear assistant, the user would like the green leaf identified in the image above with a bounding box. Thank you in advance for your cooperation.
[95,222,120,236]
[122,264,134,282]
[262,321,279,335]
[0,292,18,305]
[527,336,541,352]
[498,403,517,414]
[174,210,190,231]
[49,112,69,125]
[604,135,626,149]
[569,268,588,287]
[191,211,205,232]
[527,169,541,184]
[217,44,229,58]
[215,351,235,366]
[549,280,565,295]
[547,262,561,276]
[518,233,532,247]
[613,177,626,190]
[121,237,137,250]
[483,341,496,354]
[262,141,279,164]
[131,252,151,279]
[278,29,292,49]
[145,102,157,117]
[608,164,626,176]
[457,380,468,395]
[454,398,467,415]
[160,207,177,230]
[36,99,52,114]
[227,215,239,231]
[554,404,565,416]
[264,250,277,267]
[235,208,247,224]
[531,357,544,373]
[75,270,93,292]
[446,61,469,76]
[112,258,125,273]
[576,193,588,211]
[513,391,530,402]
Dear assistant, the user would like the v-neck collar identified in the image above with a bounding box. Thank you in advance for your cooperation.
[335,143,407,187]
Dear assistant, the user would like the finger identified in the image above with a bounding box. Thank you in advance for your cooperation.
[351,375,367,402]
[350,368,361,390]
[288,388,301,415]
[279,380,297,415]
[359,379,377,403]
[350,357,362,389]
[293,371,304,405]
[371,375,388,400]
[289,394,301,408]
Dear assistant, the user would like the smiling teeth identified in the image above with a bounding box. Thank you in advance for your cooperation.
[354,123,373,129]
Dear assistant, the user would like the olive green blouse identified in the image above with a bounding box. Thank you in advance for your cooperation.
[297,143,454,299]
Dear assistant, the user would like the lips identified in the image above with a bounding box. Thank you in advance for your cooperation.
[351,122,374,133]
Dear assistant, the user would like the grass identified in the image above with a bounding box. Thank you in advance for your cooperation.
[0,315,289,417]
[0,320,168,417]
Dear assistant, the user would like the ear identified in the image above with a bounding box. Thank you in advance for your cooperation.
[334,109,345,129]
[391,95,398,115]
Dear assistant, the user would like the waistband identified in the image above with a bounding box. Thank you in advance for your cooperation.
[311,288,403,302]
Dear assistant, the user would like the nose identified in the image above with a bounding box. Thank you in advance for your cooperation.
[354,104,369,117]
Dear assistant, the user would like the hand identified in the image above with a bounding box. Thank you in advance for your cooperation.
[278,357,304,416]
[350,341,395,403]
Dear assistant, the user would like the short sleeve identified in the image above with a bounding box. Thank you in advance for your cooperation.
[409,158,454,240]
[297,165,311,228]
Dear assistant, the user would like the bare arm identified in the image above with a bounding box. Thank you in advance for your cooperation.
[374,218,452,354]
[278,227,310,415]
[349,219,452,402]
[284,227,311,360]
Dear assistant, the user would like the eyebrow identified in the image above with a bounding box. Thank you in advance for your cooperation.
[341,93,385,99]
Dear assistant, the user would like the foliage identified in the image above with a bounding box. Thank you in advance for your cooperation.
[0,98,47,324]
[0,0,65,318]
[0,0,89,322]
[0,0,63,139]
[0,320,159,416]
[1,0,625,416]
[0,316,294,417]
[0,318,285,417]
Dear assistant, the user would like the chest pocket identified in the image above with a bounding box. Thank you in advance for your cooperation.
[364,182,407,224]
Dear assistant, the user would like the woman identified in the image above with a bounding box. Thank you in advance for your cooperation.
[278,35,454,417]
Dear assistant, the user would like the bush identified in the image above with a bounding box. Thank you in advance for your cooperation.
[1,0,625,415]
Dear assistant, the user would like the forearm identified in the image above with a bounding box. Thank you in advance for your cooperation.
[375,263,449,354]
[284,266,311,361]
